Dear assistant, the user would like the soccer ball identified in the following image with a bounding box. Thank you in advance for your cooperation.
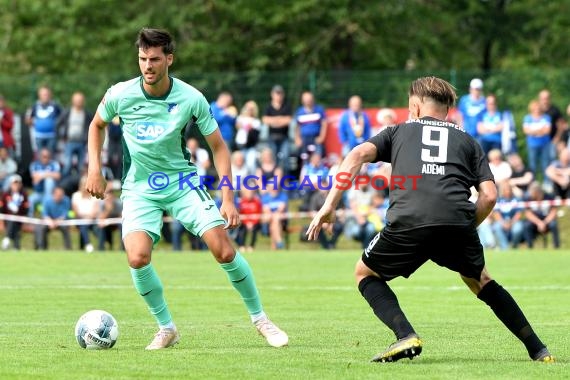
[75,310,119,349]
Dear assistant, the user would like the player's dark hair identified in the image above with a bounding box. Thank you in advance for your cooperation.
[408,76,457,108]
[135,28,175,55]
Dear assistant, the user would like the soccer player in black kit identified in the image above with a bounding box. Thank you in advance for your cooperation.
[307,76,554,363]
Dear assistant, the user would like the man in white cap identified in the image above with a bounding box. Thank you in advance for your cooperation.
[457,78,486,139]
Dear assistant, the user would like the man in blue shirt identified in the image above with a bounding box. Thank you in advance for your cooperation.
[28,148,61,217]
[338,95,371,156]
[26,86,61,155]
[294,91,327,161]
[34,186,72,250]
[457,78,486,139]
[210,91,237,150]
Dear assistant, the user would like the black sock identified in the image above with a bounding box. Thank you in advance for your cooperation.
[477,280,545,358]
[358,276,416,340]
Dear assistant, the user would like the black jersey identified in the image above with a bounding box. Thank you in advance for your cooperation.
[367,116,494,230]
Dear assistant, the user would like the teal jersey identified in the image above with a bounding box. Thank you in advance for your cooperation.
[97,76,217,193]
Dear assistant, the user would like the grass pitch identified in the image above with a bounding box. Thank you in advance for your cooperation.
[0,249,568,379]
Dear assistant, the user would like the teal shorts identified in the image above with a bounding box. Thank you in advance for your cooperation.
[121,185,225,245]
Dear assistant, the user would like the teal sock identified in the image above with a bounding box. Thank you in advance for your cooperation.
[130,263,173,328]
[220,252,263,316]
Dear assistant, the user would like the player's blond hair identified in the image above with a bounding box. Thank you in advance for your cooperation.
[408,76,457,109]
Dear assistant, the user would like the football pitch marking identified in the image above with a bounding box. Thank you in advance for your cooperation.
[1,284,569,291]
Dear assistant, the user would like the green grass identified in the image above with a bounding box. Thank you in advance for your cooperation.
[0,249,568,380]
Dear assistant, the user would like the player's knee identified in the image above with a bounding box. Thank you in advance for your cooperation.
[127,253,151,269]
[213,247,236,264]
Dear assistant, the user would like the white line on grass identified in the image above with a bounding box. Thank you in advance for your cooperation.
[0,284,569,291]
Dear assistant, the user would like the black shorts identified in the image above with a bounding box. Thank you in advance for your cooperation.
[361,225,485,281]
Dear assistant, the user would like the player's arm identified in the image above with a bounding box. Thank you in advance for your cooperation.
[204,129,240,229]
[474,180,497,227]
[306,142,377,241]
[85,111,108,199]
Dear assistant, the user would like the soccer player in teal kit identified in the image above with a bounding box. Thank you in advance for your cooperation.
[86,28,288,350]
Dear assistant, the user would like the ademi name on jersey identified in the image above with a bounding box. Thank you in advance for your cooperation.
[421,163,445,175]
[136,121,169,141]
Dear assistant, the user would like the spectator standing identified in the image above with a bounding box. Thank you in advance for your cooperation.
[58,92,92,176]
[538,90,564,157]
[0,146,17,191]
[477,94,504,154]
[338,95,371,156]
[523,100,551,180]
[34,186,72,250]
[262,85,292,172]
[26,86,61,155]
[28,148,61,217]
[210,91,237,150]
[72,176,100,253]
[545,147,570,199]
[523,182,560,249]
[0,175,28,250]
[0,94,15,154]
[294,91,327,161]
[457,78,486,139]
[235,100,261,174]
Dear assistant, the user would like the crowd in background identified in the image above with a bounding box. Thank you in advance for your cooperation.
[0,78,569,252]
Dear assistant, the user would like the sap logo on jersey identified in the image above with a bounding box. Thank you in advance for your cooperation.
[136,121,169,141]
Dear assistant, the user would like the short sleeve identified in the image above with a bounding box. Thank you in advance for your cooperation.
[472,141,495,184]
[97,86,119,123]
[365,127,393,163]
[193,95,218,136]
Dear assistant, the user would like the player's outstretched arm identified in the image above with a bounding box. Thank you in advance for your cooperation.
[204,129,240,229]
[475,180,497,227]
[85,111,108,199]
[306,142,377,241]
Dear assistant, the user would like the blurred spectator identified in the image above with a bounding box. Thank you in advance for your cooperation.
[186,137,211,177]
[0,94,15,155]
[523,182,560,249]
[261,186,288,250]
[210,91,237,150]
[507,153,534,198]
[262,85,292,172]
[538,89,564,156]
[338,95,371,156]
[0,146,17,191]
[28,148,61,217]
[457,78,486,139]
[26,86,61,155]
[487,149,512,183]
[298,152,329,211]
[477,94,504,154]
[107,116,123,179]
[231,150,249,188]
[374,108,397,136]
[491,181,524,250]
[235,100,261,173]
[346,182,377,248]
[34,186,71,250]
[96,184,122,251]
[256,147,283,195]
[58,91,92,176]
[0,175,28,250]
[235,188,262,252]
[545,147,570,199]
[72,176,100,253]
[295,91,327,161]
[306,181,344,249]
[523,99,551,179]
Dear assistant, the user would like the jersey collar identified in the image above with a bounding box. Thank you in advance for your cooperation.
[139,76,173,100]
